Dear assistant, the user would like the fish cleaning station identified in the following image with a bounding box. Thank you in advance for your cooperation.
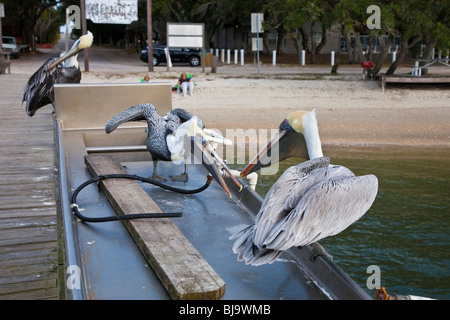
[50,80,372,300]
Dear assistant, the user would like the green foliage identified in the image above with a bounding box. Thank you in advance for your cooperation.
[3,0,447,59]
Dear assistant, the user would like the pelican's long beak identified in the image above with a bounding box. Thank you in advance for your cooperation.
[46,32,93,70]
[240,119,309,177]
[191,137,242,196]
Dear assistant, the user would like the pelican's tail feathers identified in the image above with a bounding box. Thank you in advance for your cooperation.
[105,103,155,133]
[231,224,282,266]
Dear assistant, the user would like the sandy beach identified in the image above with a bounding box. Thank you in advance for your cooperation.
[83,71,450,150]
[11,45,450,149]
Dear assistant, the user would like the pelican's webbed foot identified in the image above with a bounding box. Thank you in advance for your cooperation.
[150,173,167,182]
[309,242,333,262]
[170,173,188,182]
[170,164,188,182]
[150,160,167,182]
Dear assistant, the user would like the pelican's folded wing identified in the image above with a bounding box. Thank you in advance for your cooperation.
[263,173,378,251]
[23,56,60,115]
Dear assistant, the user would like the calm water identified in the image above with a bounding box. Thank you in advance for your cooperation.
[230,146,450,299]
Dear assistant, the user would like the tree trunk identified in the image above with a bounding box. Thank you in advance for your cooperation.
[299,27,310,53]
[368,35,374,61]
[422,38,436,60]
[386,37,421,75]
[316,26,327,54]
[310,21,316,64]
[372,36,393,75]
[276,28,287,55]
[294,29,302,64]
[346,32,354,64]
[353,31,365,63]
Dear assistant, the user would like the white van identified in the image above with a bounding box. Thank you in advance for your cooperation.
[2,36,19,58]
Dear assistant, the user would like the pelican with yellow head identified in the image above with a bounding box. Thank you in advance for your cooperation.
[233,109,378,266]
[23,32,94,116]
[240,109,323,177]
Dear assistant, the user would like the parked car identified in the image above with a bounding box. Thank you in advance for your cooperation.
[140,44,201,67]
[2,36,19,59]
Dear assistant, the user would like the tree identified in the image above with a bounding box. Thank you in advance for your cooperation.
[262,0,289,54]
[266,0,337,64]
[385,0,449,75]
[333,0,376,64]
[2,0,61,49]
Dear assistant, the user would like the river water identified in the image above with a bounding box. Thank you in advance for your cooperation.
[231,146,449,300]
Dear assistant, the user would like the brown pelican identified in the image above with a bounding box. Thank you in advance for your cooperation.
[23,32,93,116]
[105,104,242,195]
[231,110,378,266]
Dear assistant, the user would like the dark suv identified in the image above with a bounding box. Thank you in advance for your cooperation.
[140,44,201,67]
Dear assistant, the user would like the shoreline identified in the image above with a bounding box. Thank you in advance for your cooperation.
[9,46,450,150]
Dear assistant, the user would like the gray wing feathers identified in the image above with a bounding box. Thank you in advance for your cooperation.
[252,157,330,246]
[23,57,60,113]
[231,156,378,266]
[264,174,378,251]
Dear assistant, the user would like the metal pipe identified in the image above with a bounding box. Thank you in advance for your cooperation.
[86,145,148,153]
[55,120,85,300]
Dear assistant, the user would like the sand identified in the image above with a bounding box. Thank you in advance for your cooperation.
[13,45,450,149]
[81,66,450,150]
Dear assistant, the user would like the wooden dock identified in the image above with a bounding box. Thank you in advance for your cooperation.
[381,75,450,92]
[0,73,60,299]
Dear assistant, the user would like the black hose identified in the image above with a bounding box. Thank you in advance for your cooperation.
[71,173,213,223]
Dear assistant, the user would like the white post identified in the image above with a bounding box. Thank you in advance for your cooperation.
[215,48,219,57]
[438,50,442,59]
[210,48,213,54]
[256,13,260,74]
[331,51,335,66]
[226,49,230,64]
[392,51,396,63]
[413,60,419,76]
[272,50,276,65]
[221,49,225,63]
[164,48,172,68]
[240,49,244,65]
[301,50,305,66]
[234,49,238,64]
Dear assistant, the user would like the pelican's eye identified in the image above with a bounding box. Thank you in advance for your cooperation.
[286,111,308,133]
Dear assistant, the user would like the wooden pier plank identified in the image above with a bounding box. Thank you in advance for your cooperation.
[0,72,59,299]
[381,75,450,92]
[84,155,226,300]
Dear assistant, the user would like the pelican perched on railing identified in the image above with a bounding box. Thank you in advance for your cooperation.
[232,110,378,266]
[23,32,93,116]
[105,103,241,196]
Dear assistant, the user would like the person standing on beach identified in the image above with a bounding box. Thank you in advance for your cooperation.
[177,73,194,96]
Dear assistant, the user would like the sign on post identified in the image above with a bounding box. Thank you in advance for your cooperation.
[85,0,138,24]
[167,23,205,72]
[251,13,264,74]
[252,38,263,52]
[251,13,264,33]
